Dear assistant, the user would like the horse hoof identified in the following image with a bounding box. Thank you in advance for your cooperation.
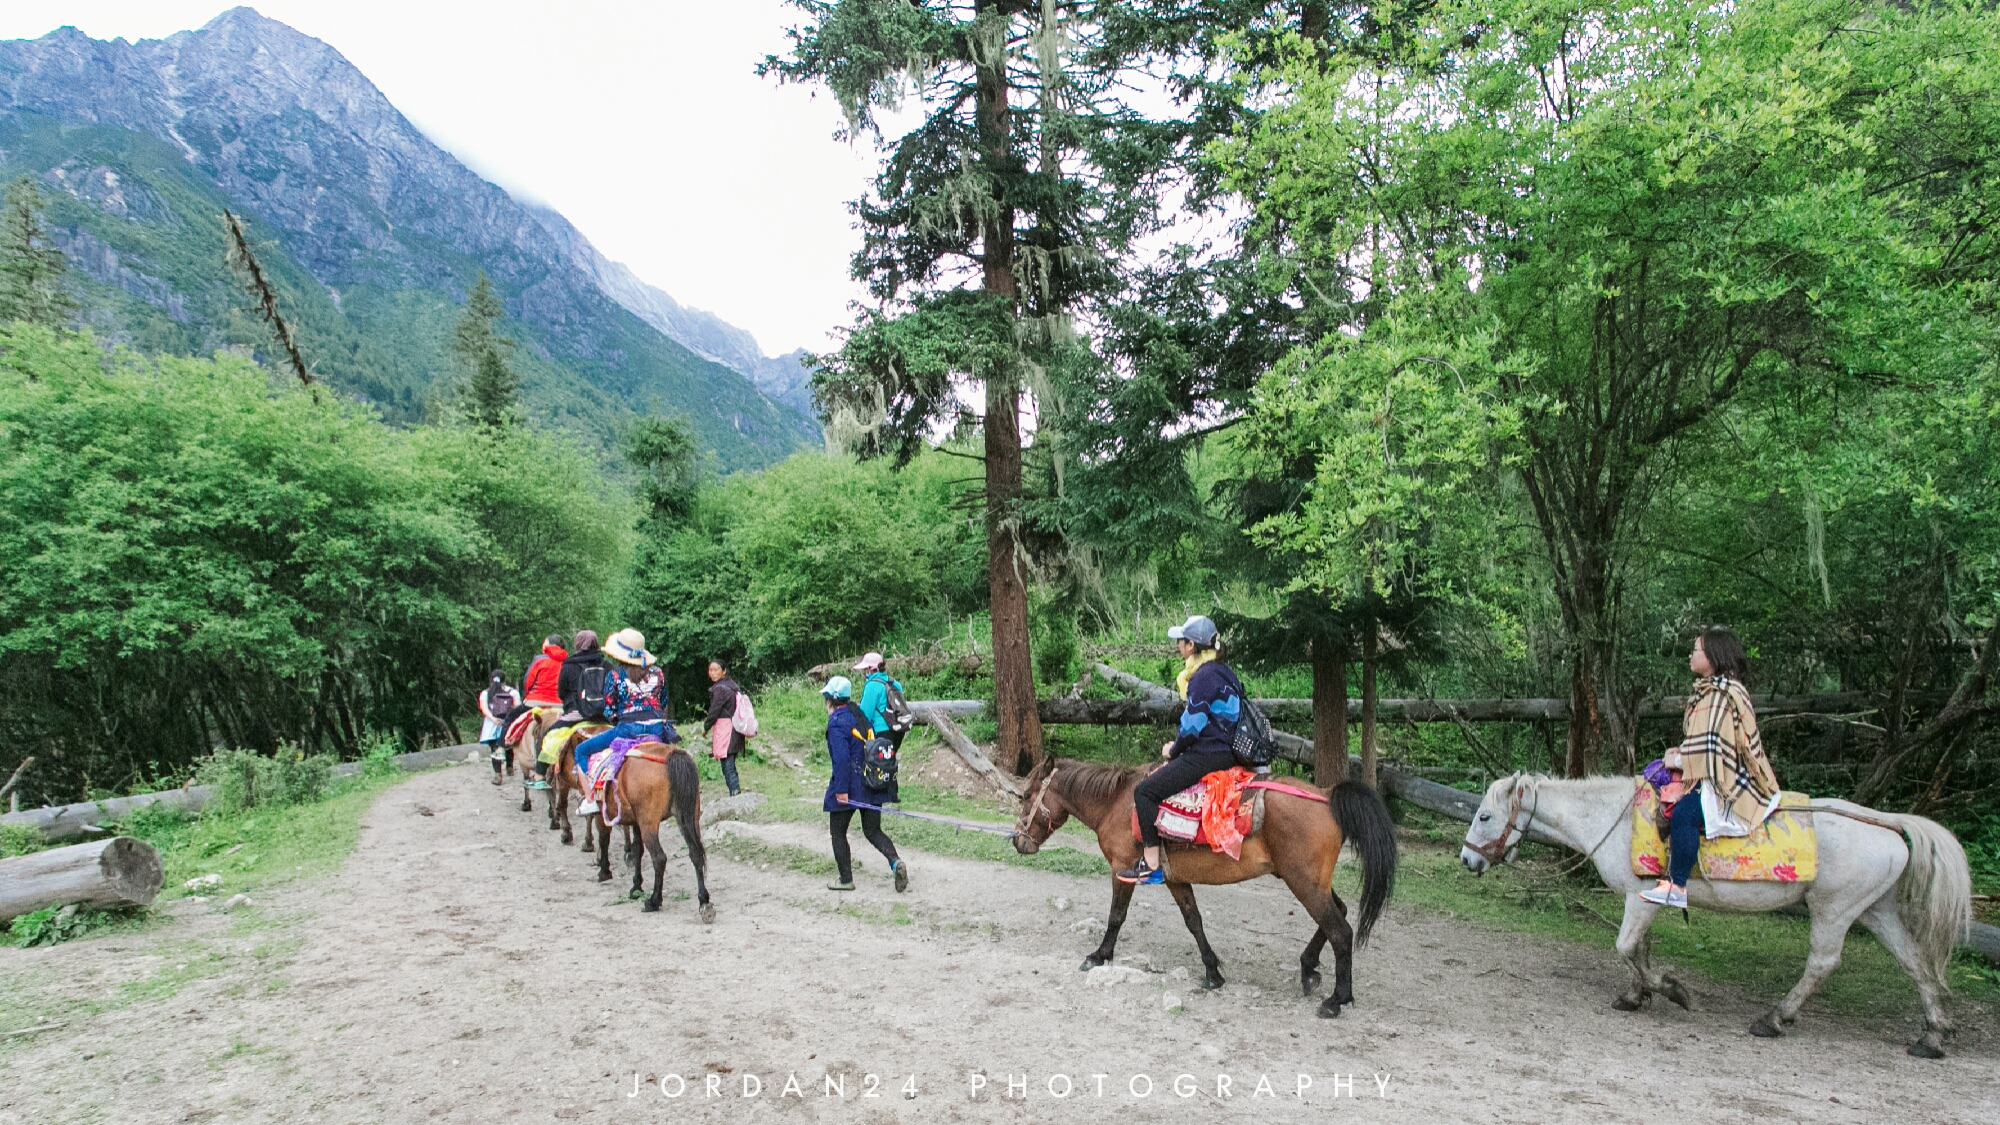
[1748,1014,1784,1038]
[596,871,612,883]
[1202,975,1225,991]
[1079,958,1103,972]
[628,888,644,901]
[1907,1040,1945,1059]
[1317,999,1342,1019]
[1662,981,1694,1011]
[560,832,572,844]
[1612,995,1644,1012]
[698,902,716,924]
[641,899,660,913]
[1301,971,1322,997]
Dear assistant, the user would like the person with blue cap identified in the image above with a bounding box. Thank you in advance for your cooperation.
[1118,614,1246,885]
[821,676,908,893]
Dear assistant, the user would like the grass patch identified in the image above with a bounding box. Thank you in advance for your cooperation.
[1356,815,1999,1020]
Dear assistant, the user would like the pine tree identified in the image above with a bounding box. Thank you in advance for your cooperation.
[0,175,78,328]
[452,272,518,429]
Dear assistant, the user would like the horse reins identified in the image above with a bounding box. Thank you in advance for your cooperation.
[1465,781,1540,866]
[1016,765,1060,841]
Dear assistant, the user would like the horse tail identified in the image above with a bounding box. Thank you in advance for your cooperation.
[1877,809,1973,989]
[1327,780,1397,947]
[666,747,706,869]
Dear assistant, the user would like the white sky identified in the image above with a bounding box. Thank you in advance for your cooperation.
[0,1,882,356]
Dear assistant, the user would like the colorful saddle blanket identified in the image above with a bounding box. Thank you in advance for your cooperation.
[1130,767,1264,859]
[1630,781,1818,882]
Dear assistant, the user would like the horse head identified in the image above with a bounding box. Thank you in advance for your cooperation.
[1460,772,1533,874]
[1012,760,1068,855]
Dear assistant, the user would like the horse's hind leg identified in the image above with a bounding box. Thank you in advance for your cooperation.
[594,816,613,882]
[626,823,644,898]
[1297,893,1351,998]
[1853,899,1949,1058]
[1081,879,1135,972]
[640,827,667,912]
[1278,868,1352,1016]
[1166,881,1225,990]
[1752,901,1866,1039]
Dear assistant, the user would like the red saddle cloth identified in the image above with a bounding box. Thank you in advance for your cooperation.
[1131,766,1259,859]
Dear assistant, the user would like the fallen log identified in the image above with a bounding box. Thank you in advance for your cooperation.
[1092,662,1178,705]
[805,652,986,682]
[918,692,1903,727]
[0,836,163,922]
[919,707,1022,799]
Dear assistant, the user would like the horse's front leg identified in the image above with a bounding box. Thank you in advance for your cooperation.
[1612,893,1676,1010]
[1166,881,1225,990]
[1082,878,1135,971]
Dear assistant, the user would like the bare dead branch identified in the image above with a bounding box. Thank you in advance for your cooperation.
[222,209,313,390]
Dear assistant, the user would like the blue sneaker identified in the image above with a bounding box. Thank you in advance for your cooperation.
[1116,860,1165,885]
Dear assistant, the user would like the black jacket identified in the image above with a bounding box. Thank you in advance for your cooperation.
[705,677,746,756]
[557,648,608,715]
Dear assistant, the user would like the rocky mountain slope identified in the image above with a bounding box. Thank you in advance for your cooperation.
[0,7,816,468]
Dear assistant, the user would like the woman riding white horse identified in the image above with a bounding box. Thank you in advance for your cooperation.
[1459,761,1972,1057]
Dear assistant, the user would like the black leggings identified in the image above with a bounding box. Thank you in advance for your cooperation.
[1133,750,1239,848]
[829,808,899,882]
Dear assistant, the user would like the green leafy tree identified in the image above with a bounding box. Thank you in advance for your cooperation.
[451,271,519,430]
[626,416,707,523]
[0,175,77,329]
[1217,0,2000,775]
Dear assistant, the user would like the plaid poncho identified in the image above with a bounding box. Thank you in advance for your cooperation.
[1676,676,1780,828]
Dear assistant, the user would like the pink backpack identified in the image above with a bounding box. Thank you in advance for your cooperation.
[731,690,759,738]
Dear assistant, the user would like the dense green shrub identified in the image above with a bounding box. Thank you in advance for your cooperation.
[192,745,334,812]
[0,325,628,803]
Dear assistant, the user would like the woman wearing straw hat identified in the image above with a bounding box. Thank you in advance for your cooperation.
[573,628,675,817]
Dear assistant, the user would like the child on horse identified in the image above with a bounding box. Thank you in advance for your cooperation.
[1641,626,1782,909]
[573,629,675,817]
[821,676,908,894]
[1118,615,1246,886]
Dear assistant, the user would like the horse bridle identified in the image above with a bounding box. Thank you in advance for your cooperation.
[1016,766,1060,842]
[1466,778,1539,866]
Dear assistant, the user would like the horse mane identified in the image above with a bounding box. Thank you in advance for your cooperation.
[1488,772,1639,799]
[1049,758,1146,806]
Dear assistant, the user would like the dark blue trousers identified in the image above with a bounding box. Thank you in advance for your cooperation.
[1668,788,1707,886]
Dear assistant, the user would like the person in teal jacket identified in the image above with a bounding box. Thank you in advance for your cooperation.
[853,652,907,752]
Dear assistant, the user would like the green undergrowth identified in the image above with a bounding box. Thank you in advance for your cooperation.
[1369,808,1999,1020]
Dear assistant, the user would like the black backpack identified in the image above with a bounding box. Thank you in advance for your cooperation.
[1230,698,1276,770]
[880,678,915,733]
[859,731,899,791]
[576,664,611,722]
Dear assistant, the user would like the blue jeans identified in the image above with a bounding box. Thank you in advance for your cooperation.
[575,720,675,776]
[1668,786,1706,886]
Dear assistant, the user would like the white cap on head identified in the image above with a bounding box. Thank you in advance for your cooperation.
[1167,615,1219,647]
[853,652,885,671]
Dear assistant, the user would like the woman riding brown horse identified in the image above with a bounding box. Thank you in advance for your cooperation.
[1012,758,1396,1018]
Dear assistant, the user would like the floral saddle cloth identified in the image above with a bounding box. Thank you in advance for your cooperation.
[1629,780,1818,882]
[1130,767,1266,860]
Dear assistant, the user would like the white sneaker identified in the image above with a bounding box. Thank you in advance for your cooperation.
[577,799,599,816]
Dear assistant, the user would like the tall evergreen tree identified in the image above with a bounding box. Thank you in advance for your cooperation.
[0,175,78,329]
[452,272,519,430]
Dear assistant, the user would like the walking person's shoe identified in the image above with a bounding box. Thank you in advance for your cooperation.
[827,880,856,892]
[892,858,909,893]
[1115,859,1165,885]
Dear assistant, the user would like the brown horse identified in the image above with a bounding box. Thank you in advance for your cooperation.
[554,737,714,919]
[506,708,560,814]
[1012,758,1396,1018]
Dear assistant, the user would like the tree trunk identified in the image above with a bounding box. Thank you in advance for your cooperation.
[1359,621,1379,789]
[0,836,163,922]
[1311,644,1348,787]
[975,0,1044,777]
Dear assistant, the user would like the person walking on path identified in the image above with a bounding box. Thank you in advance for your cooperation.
[1119,614,1245,885]
[854,652,908,754]
[478,671,518,785]
[704,659,747,797]
[1641,627,1782,909]
[820,676,908,893]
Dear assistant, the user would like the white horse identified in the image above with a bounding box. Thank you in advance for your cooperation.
[1458,773,1972,1057]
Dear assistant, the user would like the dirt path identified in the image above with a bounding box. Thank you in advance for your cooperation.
[2,764,1995,1124]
